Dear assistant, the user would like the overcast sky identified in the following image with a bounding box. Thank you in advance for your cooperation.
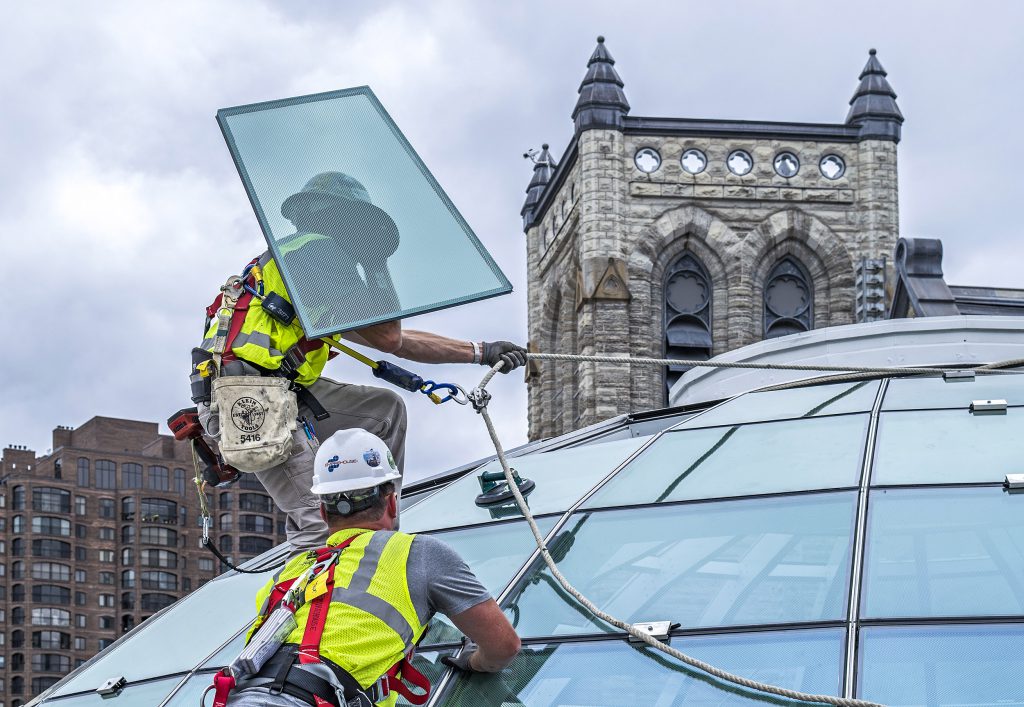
[4,1,1023,480]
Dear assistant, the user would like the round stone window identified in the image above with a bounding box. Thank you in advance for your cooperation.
[819,154,846,180]
[634,148,661,174]
[765,274,810,318]
[773,152,800,178]
[680,149,707,175]
[727,150,753,176]
[666,270,710,314]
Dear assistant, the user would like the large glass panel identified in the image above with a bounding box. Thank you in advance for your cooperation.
[676,381,879,429]
[873,408,1024,485]
[401,437,651,533]
[505,492,855,638]
[420,517,558,646]
[441,629,843,706]
[217,87,512,337]
[586,416,866,509]
[858,624,1024,705]
[882,373,1024,410]
[862,487,1024,618]
[35,675,184,705]
[47,560,284,697]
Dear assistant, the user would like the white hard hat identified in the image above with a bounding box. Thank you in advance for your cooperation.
[311,428,401,496]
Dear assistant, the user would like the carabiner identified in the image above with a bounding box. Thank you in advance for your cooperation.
[420,381,469,405]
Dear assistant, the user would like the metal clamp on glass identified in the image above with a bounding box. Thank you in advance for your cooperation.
[969,399,1007,415]
[475,467,535,507]
[1004,474,1024,493]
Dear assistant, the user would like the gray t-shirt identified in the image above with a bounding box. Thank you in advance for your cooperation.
[406,534,491,626]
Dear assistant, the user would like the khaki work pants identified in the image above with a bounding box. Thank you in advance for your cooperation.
[255,377,408,550]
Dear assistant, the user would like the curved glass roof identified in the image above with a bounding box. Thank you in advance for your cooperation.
[28,373,1024,706]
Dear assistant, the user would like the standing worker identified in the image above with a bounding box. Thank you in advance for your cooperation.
[193,171,526,549]
[216,429,520,706]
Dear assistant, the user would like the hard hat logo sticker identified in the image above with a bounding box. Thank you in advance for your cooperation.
[327,455,341,473]
[363,449,381,467]
[231,397,266,433]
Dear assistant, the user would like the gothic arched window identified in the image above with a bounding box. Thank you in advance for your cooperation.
[764,257,813,338]
[663,253,713,394]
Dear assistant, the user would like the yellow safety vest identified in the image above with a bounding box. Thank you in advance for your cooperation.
[201,234,337,387]
[248,528,426,706]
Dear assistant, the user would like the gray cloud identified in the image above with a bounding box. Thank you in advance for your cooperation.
[4,0,1023,480]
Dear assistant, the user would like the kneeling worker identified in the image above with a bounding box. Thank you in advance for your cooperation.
[224,429,520,706]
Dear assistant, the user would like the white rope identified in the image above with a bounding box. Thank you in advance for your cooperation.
[470,357,885,707]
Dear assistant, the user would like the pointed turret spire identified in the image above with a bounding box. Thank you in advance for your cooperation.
[572,36,630,133]
[521,144,558,229]
[846,48,903,142]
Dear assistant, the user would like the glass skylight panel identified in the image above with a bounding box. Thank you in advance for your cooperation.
[505,492,856,638]
[440,629,843,706]
[217,87,511,337]
[400,436,651,532]
[861,488,1024,618]
[420,517,558,646]
[873,408,1024,485]
[37,675,185,705]
[858,624,1024,705]
[882,373,1024,410]
[586,415,866,508]
[48,568,277,697]
[674,380,878,429]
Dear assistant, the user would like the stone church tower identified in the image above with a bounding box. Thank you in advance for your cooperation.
[522,37,903,440]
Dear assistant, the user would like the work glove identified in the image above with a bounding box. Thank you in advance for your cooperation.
[480,341,527,373]
[441,648,478,673]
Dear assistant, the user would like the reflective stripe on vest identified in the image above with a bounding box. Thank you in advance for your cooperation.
[249,529,426,703]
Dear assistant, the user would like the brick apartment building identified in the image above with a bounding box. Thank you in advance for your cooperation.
[0,417,286,704]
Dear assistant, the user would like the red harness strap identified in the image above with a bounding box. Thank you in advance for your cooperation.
[384,657,431,705]
[210,669,235,707]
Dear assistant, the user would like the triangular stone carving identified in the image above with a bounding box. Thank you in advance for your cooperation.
[578,257,631,309]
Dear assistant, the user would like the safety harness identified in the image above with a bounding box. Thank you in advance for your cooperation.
[209,537,430,707]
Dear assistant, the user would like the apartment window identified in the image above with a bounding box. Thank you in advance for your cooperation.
[98,594,114,608]
[98,638,113,650]
[174,468,187,496]
[11,486,24,511]
[10,655,22,672]
[11,630,22,648]
[121,496,135,521]
[219,513,233,532]
[31,562,70,582]
[239,515,273,534]
[140,593,177,612]
[98,527,114,541]
[32,540,71,559]
[122,614,135,632]
[30,608,70,627]
[140,571,177,591]
[95,460,116,489]
[11,539,22,557]
[219,536,232,554]
[121,463,142,489]
[74,496,86,516]
[121,592,134,610]
[32,653,71,673]
[147,466,169,491]
[140,527,177,547]
[218,493,232,511]
[75,592,86,606]
[99,498,115,519]
[98,549,114,564]
[11,562,23,579]
[239,493,273,513]
[140,549,177,569]
[239,536,273,556]
[77,457,90,487]
[140,498,177,524]
[121,569,135,589]
[76,614,87,628]
[98,615,113,630]
[11,517,23,534]
[99,572,114,585]
[75,524,87,539]
[32,517,71,537]
[32,585,70,605]
[74,570,85,583]
[11,586,23,602]
[121,548,133,565]
[0,563,5,577]
[121,525,135,544]
[32,488,71,514]
[75,546,87,562]
[74,636,85,650]
[198,557,214,572]
[11,675,23,695]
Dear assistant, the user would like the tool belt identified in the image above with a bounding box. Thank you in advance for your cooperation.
[235,645,378,707]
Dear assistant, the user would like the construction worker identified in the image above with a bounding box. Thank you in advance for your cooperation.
[195,171,527,549]
[222,429,520,706]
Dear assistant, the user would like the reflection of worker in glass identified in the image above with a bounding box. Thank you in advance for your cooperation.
[280,171,401,326]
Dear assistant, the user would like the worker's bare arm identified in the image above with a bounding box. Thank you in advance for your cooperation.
[346,323,475,364]
[447,599,520,672]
